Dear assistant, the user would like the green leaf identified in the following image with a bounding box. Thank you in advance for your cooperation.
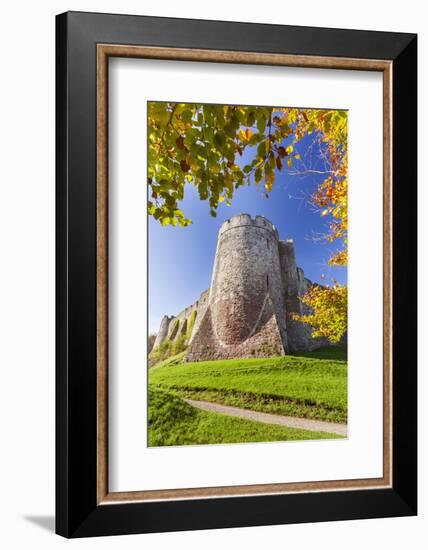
[246,110,256,127]
[213,132,225,148]
[230,114,240,131]
[181,110,193,123]
[256,114,267,133]
[249,133,262,146]
[224,124,236,138]
[257,140,267,157]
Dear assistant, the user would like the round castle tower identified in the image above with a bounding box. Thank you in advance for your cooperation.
[207,214,288,351]
[152,315,173,350]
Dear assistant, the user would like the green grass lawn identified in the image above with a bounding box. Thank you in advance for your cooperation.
[148,388,342,446]
[149,347,347,423]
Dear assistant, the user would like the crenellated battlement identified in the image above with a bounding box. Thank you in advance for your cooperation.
[218,214,279,239]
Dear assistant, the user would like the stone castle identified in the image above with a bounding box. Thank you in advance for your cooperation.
[152,214,323,361]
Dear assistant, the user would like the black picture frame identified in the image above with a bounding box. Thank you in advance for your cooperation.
[56,10,417,538]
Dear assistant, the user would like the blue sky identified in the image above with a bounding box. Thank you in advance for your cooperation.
[148,131,347,334]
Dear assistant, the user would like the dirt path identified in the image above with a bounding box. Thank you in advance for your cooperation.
[184,398,347,436]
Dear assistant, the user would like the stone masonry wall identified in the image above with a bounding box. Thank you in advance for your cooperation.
[278,240,325,352]
[185,300,285,361]
[166,301,198,342]
[188,289,210,344]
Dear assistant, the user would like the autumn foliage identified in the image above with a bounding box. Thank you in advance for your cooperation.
[291,284,347,344]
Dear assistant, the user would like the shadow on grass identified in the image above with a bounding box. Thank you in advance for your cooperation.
[291,346,347,362]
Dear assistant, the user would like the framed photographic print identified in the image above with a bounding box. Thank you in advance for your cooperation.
[56,11,417,538]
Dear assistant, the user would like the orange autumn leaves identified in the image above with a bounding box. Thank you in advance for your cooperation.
[287,108,348,341]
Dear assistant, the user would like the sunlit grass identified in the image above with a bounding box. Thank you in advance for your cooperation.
[149,347,347,423]
[148,388,343,446]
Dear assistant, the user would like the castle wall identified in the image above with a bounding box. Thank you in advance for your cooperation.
[188,289,210,344]
[278,240,324,352]
[165,301,198,342]
[185,304,285,362]
[214,215,287,347]
[152,289,210,351]
[278,240,299,295]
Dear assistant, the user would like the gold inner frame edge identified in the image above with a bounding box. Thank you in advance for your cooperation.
[96,44,393,505]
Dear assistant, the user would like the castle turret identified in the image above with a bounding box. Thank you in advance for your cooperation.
[210,214,287,346]
[152,315,174,350]
[186,214,288,361]
[279,239,318,351]
[279,239,299,295]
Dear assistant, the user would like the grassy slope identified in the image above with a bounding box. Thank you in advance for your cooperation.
[149,347,347,423]
[148,388,342,446]
[150,351,187,370]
